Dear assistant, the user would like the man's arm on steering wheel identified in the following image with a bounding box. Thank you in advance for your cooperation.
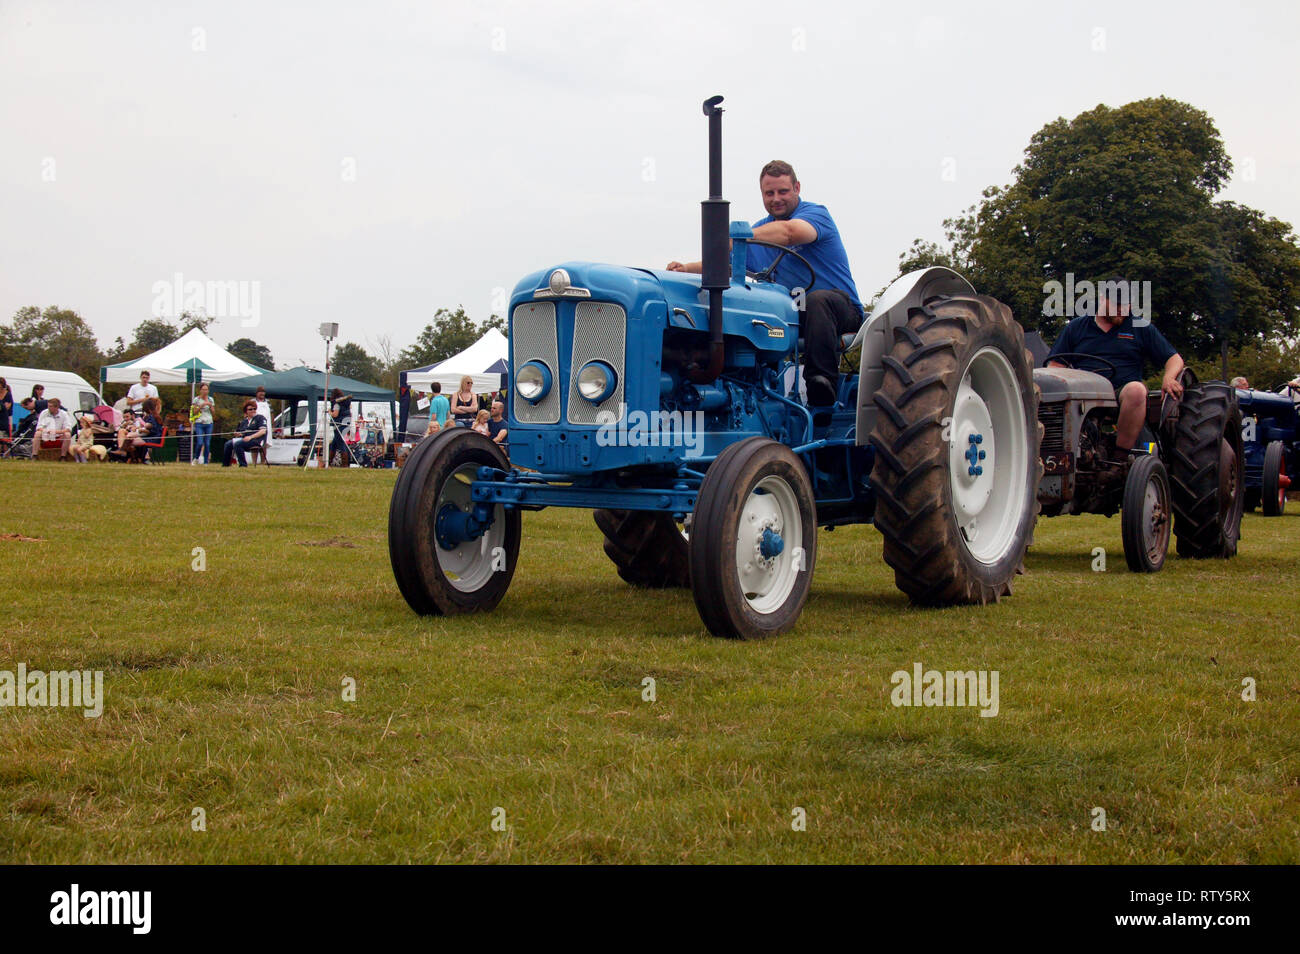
[666,219,816,272]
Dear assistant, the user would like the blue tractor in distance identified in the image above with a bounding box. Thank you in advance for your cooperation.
[1236,383,1298,516]
[389,96,1043,639]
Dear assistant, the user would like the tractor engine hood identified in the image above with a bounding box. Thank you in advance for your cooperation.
[1033,366,1117,402]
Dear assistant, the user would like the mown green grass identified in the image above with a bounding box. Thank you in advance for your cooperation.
[1,460,1297,863]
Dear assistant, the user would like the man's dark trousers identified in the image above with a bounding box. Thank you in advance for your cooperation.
[804,288,863,388]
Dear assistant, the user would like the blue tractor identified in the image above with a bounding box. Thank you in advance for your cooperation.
[388,96,1043,639]
[1236,383,1298,516]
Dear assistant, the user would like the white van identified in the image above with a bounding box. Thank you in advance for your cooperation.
[1,365,105,417]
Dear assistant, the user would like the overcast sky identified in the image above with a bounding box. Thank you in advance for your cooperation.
[3,0,1298,369]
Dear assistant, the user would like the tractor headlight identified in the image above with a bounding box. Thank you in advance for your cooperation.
[577,361,617,403]
[515,361,552,403]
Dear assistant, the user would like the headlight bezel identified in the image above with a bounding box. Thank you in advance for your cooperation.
[515,361,552,404]
[576,360,617,404]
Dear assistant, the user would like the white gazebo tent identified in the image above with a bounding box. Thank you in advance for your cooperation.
[100,328,270,459]
[101,328,267,386]
[403,327,509,395]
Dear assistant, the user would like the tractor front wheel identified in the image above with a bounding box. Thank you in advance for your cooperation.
[1121,455,1171,573]
[388,428,521,615]
[689,437,816,639]
[1262,440,1288,516]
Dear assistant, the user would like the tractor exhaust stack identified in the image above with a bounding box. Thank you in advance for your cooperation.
[691,94,729,384]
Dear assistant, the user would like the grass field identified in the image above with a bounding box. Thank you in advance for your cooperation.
[1,460,1297,863]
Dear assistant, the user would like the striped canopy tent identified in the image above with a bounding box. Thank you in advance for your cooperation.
[100,328,267,386]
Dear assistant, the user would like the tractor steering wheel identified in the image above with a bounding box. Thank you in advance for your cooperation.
[745,239,817,294]
[1045,352,1118,376]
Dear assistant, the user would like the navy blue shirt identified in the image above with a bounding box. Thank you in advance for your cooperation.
[488,418,508,441]
[745,199,862,309]
[1048,315,1177,388]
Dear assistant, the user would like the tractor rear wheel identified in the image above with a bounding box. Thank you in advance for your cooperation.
[388,428,521,615]
[593,509,690,587]
[1170,384,1244,557]
[1262,440,1288,516]
[1121,455,1171,573]
[689,437,816,639]
[868,295,1041,605]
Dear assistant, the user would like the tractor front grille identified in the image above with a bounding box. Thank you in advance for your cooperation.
[1038,402,1065,455]
[512,302,560,424]
[566,301,626,425]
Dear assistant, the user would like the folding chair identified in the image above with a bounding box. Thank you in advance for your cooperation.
[130,426,168,463]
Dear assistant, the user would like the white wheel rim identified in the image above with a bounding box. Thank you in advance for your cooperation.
[735,474,803,614]
[947,346,1029,565]
[436,463,506,592]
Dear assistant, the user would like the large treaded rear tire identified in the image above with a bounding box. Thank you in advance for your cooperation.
[593,509,690,587]
[1170,383,1244,558]
[868,294,1041,605]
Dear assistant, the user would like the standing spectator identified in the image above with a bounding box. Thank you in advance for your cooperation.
[0,377,12,438]
[488,400,508,445]
[429,382,450,430]
[72,414,107,462]
[223,400,268,467]
[34,397,74,459]
[126,371,159,410]
[31,384,48,417]
[191,382,215,465]
[328,388,353,464]
[254,386,274,450]
[451,375,477,427]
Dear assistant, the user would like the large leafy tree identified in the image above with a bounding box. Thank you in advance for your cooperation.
[398,307,505,369]
[0,305,103,382]
[900,97,1300,359]
[331,341,382,384]
[227,337,275,370]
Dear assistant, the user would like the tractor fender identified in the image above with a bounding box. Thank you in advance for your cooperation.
[851,266,977,443]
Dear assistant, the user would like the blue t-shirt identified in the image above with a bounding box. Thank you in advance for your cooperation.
[430,394,450,427]
[1048,315,1177,389]
[745,199,862,309]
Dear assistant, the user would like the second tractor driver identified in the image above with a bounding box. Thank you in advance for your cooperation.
[1047,278,1185,453]
[668,160,863,407]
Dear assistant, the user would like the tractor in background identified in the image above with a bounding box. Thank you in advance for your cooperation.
[389,96,1043,639]
[1236,383,1297,516]
[1034,354,1244,571]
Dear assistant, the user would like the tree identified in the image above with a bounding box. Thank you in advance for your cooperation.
[0,305,103,382]
[227,338,275,370]
[899,98,1300,360]
[331,341,382,384]
[398,307,506,369]
[128,318,182,355]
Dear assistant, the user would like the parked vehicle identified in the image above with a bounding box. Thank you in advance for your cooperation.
[1237,383,1298,516]
[0,365,105,417]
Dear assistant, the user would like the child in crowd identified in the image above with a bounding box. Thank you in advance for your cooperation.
[472,409,490,436]
[73,414,107,462]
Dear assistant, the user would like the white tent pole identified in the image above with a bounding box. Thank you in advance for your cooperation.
[321,339,332,470]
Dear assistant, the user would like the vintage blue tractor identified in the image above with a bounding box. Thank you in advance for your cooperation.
[1236,383,1298,516]
[388,96,1043,639]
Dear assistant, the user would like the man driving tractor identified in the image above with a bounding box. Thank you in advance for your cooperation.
[1047,277,1185,452]
[668,160,863,407]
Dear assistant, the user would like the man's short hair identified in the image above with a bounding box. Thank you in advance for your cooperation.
[141,371,150,378]
[431,383,441,394]
[759,160,798,184]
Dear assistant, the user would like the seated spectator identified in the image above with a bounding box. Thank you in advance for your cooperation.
[73,414,108,462]
[223,400,268,467]
[423,416,442,439]
[472,408,491,436]
[9,397,37,456]
[113,409,139,453]
[30,384,48,417]
[488,400,508,445]
[34,397,74,460]
[123,398,163,462]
